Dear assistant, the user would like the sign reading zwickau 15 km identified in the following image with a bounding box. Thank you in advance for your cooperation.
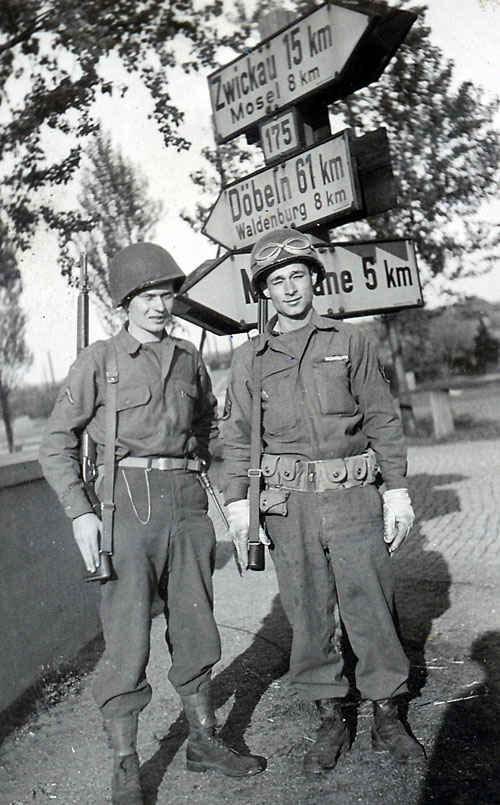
[208,2,416,143]
[203,129,362,251]
[177,240,423,333]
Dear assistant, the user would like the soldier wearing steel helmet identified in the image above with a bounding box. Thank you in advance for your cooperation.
[39,243,265,805]
[222,227,424,775]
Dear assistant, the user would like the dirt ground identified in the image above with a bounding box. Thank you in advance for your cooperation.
[1,391,500,804]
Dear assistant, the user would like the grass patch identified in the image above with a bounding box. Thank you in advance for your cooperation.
[0,633,104,746]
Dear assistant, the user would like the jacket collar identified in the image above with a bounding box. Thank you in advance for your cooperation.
[114,326,189,356]
[255,309,338,353]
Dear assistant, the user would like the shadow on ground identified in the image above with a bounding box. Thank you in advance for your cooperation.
[140,594,292,804]
[392,473,461,697]
[418,630,500,804]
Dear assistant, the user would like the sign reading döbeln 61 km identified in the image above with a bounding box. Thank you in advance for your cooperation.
[208,2,416,143]
[203,129,362,251]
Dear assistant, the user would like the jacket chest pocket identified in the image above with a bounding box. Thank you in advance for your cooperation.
[261,368,297,435]
[116,384,152,436]
[116,384,152,412]
[174,380,197,426]
[312,359,357,416]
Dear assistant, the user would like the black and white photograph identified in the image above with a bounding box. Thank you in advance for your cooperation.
[0,1,499,803]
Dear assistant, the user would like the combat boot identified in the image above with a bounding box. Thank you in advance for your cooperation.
[181,688,266,777]
[372,698,425,763]
[103,713,144,805]
[303,698,351,777]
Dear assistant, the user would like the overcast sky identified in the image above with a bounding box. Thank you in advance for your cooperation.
[18,0,500,383]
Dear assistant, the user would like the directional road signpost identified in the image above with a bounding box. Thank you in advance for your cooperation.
[176,239,423,333]
[208,1,416,144]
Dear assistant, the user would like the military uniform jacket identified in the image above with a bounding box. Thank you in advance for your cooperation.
[39,327,218,520]
[223,311,407,503]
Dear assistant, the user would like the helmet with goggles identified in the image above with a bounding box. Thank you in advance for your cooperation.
[249,228,325,296]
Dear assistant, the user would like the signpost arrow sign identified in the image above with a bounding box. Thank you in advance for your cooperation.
[176,239,423,334]
[203,129,363,251]
[208,1,416,143]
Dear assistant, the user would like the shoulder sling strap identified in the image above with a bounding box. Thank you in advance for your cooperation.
[100,341,119,556]
[247,342,264,568]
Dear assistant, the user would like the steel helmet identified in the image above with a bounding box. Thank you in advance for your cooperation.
[108,242,186,307]
[250,228,325,296]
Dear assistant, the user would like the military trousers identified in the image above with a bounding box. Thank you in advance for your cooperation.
[93,468,221,720]
[264,483,409,702]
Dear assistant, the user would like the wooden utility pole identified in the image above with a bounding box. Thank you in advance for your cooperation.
[385,315,418,436]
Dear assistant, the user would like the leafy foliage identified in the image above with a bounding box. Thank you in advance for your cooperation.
[399,299,500,380]
[0,0,242,250]
[62,129,164,329]
[337,3,500,286]
[0,222,33,449]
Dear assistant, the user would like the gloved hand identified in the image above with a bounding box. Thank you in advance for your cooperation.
[382,489,415,553]
[226,499,270,576]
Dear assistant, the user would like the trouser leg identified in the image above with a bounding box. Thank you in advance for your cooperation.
[93,471,163,719]
[265,492,348,701]
[324,484,410,701]
[163,472,221,696]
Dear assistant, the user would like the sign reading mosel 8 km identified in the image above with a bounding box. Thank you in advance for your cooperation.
[208,2,416,143]
[203,129,361,251]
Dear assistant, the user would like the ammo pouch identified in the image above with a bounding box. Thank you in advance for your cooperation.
[260,486,290,516]
[260,450,378,494]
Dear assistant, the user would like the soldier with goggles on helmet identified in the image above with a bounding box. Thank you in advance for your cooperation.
[222,227,424,776]
[39,243,266,805]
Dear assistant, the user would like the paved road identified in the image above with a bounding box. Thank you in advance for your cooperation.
[1,438,499,804]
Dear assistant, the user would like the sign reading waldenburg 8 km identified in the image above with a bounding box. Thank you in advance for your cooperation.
[209,3,369,142]
[203,130,361,251]
[179,240,423,332]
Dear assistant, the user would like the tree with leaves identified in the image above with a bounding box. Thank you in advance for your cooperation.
[68,129,164,329]
[0,225,32,451]
[474,317,499,373]
[336,2,500,287]
[0,0,243,252]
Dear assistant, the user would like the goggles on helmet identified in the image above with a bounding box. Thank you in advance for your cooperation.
[252,234,316,264]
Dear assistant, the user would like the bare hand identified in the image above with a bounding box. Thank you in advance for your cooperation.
[72,512,102,572]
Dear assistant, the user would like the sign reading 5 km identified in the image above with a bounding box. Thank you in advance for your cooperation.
[203,130,362,251]
[209,3,370,142]
[178,240,423,333]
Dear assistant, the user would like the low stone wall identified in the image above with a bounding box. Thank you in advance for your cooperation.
[0,454,100,713]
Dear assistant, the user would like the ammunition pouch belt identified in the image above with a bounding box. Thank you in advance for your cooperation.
[117,456,203,472]
[260,450,378,494]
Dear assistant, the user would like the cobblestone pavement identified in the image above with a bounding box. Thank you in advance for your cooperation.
[1,438,499,804]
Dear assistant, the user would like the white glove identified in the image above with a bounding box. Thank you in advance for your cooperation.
[226,499,270,576]
[382,488,415,554]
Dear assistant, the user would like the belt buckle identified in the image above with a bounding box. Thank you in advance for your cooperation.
[156,458,170,471]
[307,461,316,488]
